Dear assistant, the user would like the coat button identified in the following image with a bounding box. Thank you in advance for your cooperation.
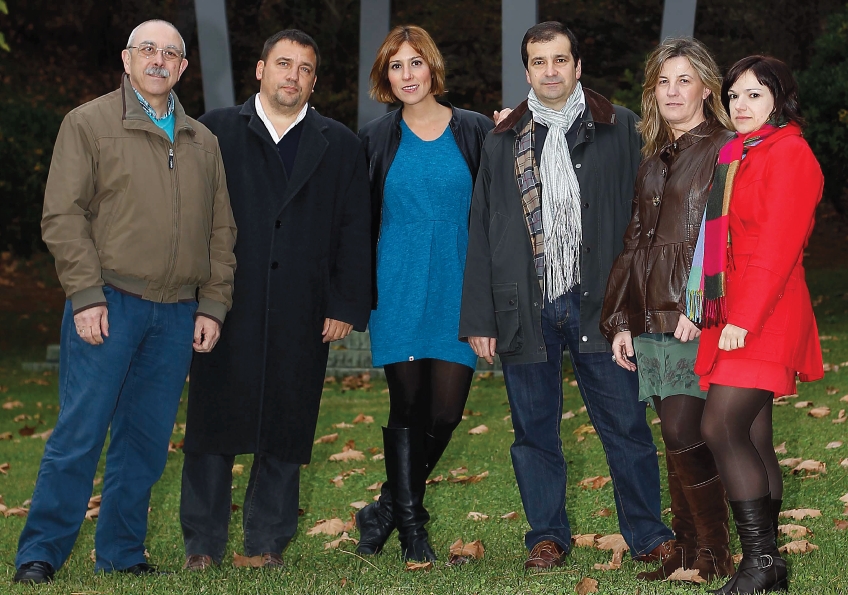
[409,356,415,361]
[575,163,582,169]
[270,262,279,269]
[585,246,591,253]
[509,299,516,305]
[538,345,545,352]
[661,168,667,177]
[533,302,539,307]
[652,196,661,206]
[275,220,282,228]
[587,122,594,128]
[647,229,655,237]
[581,336,588,342]
[583,202,589,208]
[583,291,589,297]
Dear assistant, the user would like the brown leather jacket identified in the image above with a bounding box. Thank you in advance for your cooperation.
[601,120,733,342]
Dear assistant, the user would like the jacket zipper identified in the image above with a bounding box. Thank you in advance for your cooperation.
[161,140,181,298]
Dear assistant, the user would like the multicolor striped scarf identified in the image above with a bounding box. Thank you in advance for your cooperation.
[686,124,783,326]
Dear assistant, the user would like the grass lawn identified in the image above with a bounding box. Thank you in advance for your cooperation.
[1,269,848,594]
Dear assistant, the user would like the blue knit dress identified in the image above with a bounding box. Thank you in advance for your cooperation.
[369,120,478,369]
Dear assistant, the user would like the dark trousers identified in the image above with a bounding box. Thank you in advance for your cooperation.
[180,452,300,563]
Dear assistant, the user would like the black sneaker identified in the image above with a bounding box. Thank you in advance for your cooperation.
[13,561,55,584]
[119,562,170,576]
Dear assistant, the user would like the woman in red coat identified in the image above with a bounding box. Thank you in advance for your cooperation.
[695,56,823,594]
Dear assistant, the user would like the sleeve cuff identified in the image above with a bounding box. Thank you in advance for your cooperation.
[70,285,107,314]
[196,297,227,325]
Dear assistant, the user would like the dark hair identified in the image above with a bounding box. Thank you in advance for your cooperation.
[521,21,580,69]
[722,55,804,128]
[260,29,321,70]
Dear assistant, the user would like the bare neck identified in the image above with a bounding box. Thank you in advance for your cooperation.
[259,94,304,137]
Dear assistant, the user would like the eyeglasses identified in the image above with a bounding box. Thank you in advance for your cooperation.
[127,44,184,62]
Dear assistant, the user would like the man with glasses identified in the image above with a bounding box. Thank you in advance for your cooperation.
[13,19,236,583]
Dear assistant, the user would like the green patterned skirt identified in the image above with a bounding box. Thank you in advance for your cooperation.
[633,332,707,406]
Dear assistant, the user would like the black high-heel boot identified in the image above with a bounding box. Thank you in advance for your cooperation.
[383,427,436,562]
[710,494,787,594]
[355,428,453,555]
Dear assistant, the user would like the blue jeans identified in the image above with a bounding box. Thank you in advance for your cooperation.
[502,290,673,556]
[16,287,197,572]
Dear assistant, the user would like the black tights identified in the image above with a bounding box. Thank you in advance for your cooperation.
[652,394,706,451]
[701,385,782,501]
[384,359,474,437]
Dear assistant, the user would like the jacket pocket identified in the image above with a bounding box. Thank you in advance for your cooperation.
[492,283,522,354]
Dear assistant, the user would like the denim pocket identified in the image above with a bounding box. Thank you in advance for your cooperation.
[493,282,522,354]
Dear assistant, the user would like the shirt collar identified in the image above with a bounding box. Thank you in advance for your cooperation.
[132,86,175,122]
[255,95,308,144]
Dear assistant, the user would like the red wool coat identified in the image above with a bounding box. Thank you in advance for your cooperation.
[695,123,824,387]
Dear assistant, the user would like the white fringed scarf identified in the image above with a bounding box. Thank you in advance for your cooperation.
[527,82,586,300]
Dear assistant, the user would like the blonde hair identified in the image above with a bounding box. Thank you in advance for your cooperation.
[638,37,732,157]
[369,25,446,104]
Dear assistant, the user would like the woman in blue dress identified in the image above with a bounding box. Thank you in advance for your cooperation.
[356,25,493,562]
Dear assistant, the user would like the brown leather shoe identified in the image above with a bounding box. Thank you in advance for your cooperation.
[634,538,676,563]
[261,552,284,568]
[524,540,567,570]
[183,554,214,571]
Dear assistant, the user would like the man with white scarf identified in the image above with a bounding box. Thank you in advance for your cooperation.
[460,22,674,571]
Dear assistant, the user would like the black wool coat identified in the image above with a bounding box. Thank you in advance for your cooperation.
[183,97,372,463]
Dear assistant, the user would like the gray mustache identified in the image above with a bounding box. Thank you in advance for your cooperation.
[145,66,170,78]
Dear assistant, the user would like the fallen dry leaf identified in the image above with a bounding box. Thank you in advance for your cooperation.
[0,432,13,441]
[577,475,612,490]
[778,524,812,539]
[352,413,374,424]
[329,449,365,462]
[502,414,511,421]
[842,458,848,469]
[575,576,599,594]
[168,439,183,453]
[780,508,822,521]
[0,462,10,474]
[593,508,613,517]
[463,408,483,417]
[307,518,346,536]
[501,511,519,520]
[595,533,629,556]
[314,433,339,444]
[333,422,354,429]
[839,493,848,504]
[448,538,485,563]
[779,540,819,554]
[826,386,838,395]
[4,507,29,518]
[791,460,827,475]
[834,519,848,530]
[23,378,49,386]
[342,374,372,392]
[449,470,489,484]
[425,474,444,485]
[573,423,597,435]
[774,441,788,454]
[18,425,36,437]
[349,501,368,510]
[651,417,662,425]
[324,532,358,550]
[450,466,469,476]
[404,561,433,572]
[1,400,23,410]
[562,411,576,420]
[88,494,101,508]
[809,406,832,418]
[826,441,843,449]
[833,410,847,424]
[366,481,383,491]
[31,428,53,440]
[13,414,30,422]
[233,552,265,568]
[795,401,813,408]
[467,511,489,521]
[572,534,600,548]
[576,435,586,442]
[569,380,579,387]
[779,457,804,467]
[371,453,385,461]
[593,560,621,571]
[667,567,706,583]
[330,468,366,487]
[232,464,244,475]
[324,376,337,384]
[468,424,488,435]
[85,506,100,520]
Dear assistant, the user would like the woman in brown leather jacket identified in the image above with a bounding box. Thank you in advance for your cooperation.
[601,38,735,583]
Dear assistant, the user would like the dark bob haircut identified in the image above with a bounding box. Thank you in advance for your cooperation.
[260,29,321,70]
[722,55,805,128]
[521,21,580,70]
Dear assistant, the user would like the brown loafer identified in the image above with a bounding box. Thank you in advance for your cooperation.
[183,554,215,571]
[635,539,676,563]
[261,552,284,568]
[524,540,567,570]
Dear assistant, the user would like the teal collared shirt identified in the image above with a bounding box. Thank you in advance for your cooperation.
[133,87,176,142]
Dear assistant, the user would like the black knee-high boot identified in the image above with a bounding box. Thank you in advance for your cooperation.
[710,494,787,594]
[355,429,451,555]
[383,426,436,562]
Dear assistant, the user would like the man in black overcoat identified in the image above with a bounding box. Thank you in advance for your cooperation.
[179,29,372,569]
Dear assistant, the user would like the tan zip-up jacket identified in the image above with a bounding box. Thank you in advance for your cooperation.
[42,75,237,324]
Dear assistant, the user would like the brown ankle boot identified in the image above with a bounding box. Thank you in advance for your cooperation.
[674,442,735,581]
[637,454,697,580]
